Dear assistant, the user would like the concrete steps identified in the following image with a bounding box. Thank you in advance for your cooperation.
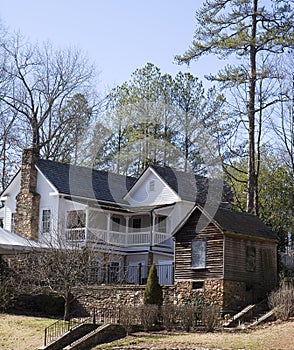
[63,323,126,350]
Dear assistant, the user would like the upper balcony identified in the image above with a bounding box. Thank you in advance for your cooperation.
[65,209,172,248]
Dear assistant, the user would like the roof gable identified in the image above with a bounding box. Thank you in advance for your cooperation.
[124,166,181,205]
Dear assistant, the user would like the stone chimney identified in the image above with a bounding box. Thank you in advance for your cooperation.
[14,148,40,241]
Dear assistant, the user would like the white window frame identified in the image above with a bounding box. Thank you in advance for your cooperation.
[11,212,16,232]
[41,208,51,234]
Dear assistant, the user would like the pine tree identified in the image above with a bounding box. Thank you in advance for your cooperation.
[176,0,294,214]
[143,263,163,306]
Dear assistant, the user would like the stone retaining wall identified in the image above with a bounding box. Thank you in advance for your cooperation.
[74,279,231,315]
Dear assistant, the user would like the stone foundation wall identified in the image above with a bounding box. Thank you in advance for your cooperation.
[174,280,224,309]
[223,280,247,312]
[74,277,267,316]
[75,280,228,316]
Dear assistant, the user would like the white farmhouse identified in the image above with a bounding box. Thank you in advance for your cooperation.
[0,148,231,284]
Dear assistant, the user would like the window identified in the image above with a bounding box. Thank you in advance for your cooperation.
[192,281,204,290]
[109,261,120,283]
[111,216,121,232]
[191,239,206,268]
[11,213,15,232]
[246,246,256,272]
[149,180,155,192]
[156,215,167,233]
[42,209,51,234]
[66,210,86,229]
[66,210,86,241]
[132,217,141,232]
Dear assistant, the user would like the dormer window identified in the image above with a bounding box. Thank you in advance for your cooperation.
[149,180,155,192]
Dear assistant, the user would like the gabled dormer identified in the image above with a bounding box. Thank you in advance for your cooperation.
[124,166,181,207]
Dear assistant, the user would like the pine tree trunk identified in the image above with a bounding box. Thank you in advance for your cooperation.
[247,0,258,214]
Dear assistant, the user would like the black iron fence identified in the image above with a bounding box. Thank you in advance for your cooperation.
[88,263,174,286]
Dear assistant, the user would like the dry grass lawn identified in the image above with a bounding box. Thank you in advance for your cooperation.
[0,314,53,350]
[0,314,293,350]
[94,319,294,350]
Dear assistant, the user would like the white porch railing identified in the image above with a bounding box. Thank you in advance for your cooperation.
[66,227,171,247]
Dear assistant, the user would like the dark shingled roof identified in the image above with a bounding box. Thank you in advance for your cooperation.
[36,159,136,205]
[150,165,233,205]
[213,207,278,240]
[175,206,277,241]
[35,160,232,207]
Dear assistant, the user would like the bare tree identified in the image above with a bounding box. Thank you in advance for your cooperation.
[0,33,97,159]
[10,231,96,320]
[271,53,294,180]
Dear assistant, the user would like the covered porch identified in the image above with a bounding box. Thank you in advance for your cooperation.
[65,207,173,249]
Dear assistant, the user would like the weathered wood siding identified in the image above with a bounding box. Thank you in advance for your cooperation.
[224,233,277,292]
[174,209,224,280]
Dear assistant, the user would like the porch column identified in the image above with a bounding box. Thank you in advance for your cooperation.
[151,213,156,245]
[125,216,129,245]
[107,213,111,243]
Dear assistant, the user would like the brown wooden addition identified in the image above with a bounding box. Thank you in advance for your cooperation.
[173,205,278,312]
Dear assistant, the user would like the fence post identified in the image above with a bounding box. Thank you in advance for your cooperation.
[138,263,142,285]
[172,262,175,284]
[44,328,47,346]
[93,308,96,324]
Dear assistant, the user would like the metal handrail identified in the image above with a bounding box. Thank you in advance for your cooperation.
[44,317,90,346]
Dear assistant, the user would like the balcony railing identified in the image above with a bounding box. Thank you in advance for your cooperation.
[66,227,171,247]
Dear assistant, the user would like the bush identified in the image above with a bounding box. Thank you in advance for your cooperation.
[268,284,294,321]
[143,264,163,306]
[0,257,14,311]
[0,281,14,311]
[161,304,178,331]
[177,304,196,331]
[120,306,138,334]
[139,304,159,331]
[201,303,220,332]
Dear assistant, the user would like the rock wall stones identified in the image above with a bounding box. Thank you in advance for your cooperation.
[174,280,224,309]
[223,280,247,311]
[75,280,231,315]
[75,285,176,314]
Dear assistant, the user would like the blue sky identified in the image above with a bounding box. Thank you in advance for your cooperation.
[0,0,226,92]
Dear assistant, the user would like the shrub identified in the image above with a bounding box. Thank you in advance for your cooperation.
[120,306,137,334]
[139,304,159,331]
[201,303,220,332]
[161,304,178,331]
[268,284,294,321]
[0,257,14,311]
[0,281,14,311]
[143,263,163,306]
[177,304,196,331]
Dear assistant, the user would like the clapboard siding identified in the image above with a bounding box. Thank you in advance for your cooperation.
[224,233,277,287]
[175,209,224,280]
